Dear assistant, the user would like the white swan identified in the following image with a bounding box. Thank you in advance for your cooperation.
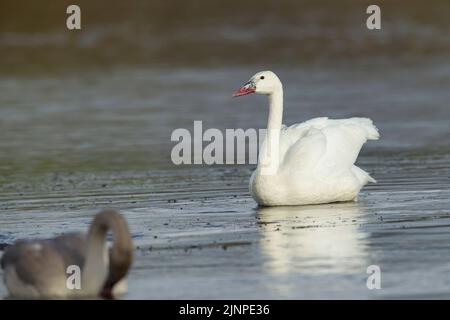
[233,71,379,206]
[1,209,133,299]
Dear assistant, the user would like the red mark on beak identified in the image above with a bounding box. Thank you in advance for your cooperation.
[233,83,256,97]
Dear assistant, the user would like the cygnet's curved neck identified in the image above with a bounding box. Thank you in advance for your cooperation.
[81,210,133,296]
[82,218,110,295]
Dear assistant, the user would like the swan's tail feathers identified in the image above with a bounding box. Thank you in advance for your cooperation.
[365,122,380,141]
[352,165,377,185]
[350,117,380,141]
[367,175,377,184]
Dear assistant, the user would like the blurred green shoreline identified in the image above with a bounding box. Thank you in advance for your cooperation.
[1,0,450,74]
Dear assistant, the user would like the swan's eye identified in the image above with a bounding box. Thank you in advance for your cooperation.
[260,76,265,80]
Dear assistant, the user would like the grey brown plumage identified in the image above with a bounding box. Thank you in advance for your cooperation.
[1,209,133,298]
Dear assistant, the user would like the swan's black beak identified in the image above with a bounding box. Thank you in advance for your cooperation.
[233,81,256,97]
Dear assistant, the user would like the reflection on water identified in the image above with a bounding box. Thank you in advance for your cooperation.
[258,202,370,276]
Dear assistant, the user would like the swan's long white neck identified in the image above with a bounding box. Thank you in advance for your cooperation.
[267,89,283,131]
[259,87,283,174]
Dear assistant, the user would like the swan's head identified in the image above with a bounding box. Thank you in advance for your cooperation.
[233,71,282,97]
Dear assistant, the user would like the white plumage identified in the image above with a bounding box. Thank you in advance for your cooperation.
[234,71,379,206]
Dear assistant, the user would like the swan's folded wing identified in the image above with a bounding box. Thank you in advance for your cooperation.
[319,118,379,170]
[1,233,86,293]
[281,117,329,142]
[1,240,67,290]
[337,117,380,141]
[279,117,379,177]
[281,117,378,147]
[279,117,329,159]
[280,127,328,172]
[49,233,86,267]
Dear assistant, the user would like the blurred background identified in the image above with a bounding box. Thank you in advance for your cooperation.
[1,0,450,300]
[0,0,449,178]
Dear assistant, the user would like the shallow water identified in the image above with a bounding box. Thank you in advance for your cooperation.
[1,153,450,299]
[1,0,450,299]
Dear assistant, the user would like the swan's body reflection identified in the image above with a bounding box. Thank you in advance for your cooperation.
[258,202,370,276]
